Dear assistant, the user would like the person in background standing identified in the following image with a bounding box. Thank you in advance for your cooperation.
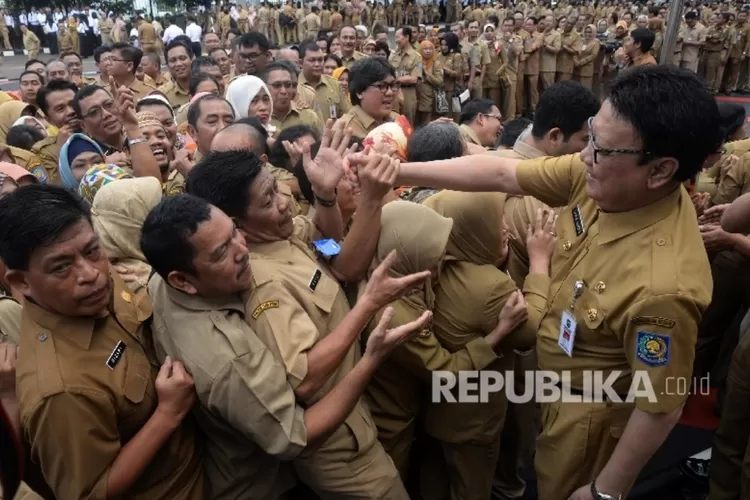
[185,16,202,58]
[21,24,40,60]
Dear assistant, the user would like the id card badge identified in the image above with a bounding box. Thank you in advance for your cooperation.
[329,103,337,119]
[558,311,577,357]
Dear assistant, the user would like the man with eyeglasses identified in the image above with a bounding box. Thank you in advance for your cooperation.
[457,98,504,149]
[260,62,324,139]
[234,32,272,77]
[108,42,157,101]
[160,39,194,109]
[299,41,350,122]
[362,64,721,500]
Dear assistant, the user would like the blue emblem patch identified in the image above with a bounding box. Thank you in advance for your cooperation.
[636,331,670,367]
[30,165,47,184]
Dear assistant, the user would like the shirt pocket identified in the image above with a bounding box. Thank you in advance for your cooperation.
[311,269,340,314]
[123,348,152,405]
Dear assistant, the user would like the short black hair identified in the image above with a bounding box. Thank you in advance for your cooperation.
[499,117,532,148]
[607,64,723,181]
[189,72,220,96]
[397,25,413,42]
[374,41,390,58]
[111,42,143,74]
[325,53,342,67]
[258,61,294,83]
[136,96,174,117]
[6,124,45,150]
[187,94,232,128]
[191,55,220,74]
[141,194,213,278]
[268,124,319,170]
[72,84,108,118]
[60,51,82,63]
[208,47,228,59]
[19,70,44,86]
[532,81,600,140]
[459,99,495,125]
[237,32,270,52]
[299,40,322,59]
[24,59,45,70]
[165,38,193,60]
[36,79,79,116]
[0,185,91,271]
[718,102,746,141]
[93,45,112,64]
[185,149,264,219]
[349,57,396,107]
[630,28,655,52]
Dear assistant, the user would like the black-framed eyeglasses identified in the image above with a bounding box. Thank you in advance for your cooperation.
[588,116,653,163]
[238,50,266,61]
[482,113,502,121]
[369,81,401,93]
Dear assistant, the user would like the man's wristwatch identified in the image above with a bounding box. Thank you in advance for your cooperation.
[591,481,622,500]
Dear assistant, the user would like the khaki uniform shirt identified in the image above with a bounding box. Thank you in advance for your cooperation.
[57,31,74,53]
[17,273,205,499]
[728,23,750,59]
[541,29,562,73]
[163,169,185,196]
[299,73,350,122]
[0,295,21,344]
[159,80,190,109]
[459,123,483,147]
[557,29,582,74]
[704,24,730,55]
[240,216,380,480]
[269,104,324,139]
[340,50,366,69]
[524,31,544,75]
[424,259,548,443]
[8,146,44,183]
[148,274,305,500]
[30,136,61,185]
[295,83,317,111]
[124,76,157,102]
[681,24,707,64]
[390,47,423,103]
[139,21,158,45]
[335,105,400,139]
[516,154,712,412]
[499,35,523,80]
[144,72,171,88]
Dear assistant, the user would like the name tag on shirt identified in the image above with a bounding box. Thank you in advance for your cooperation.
[572,205,585,237]
[309,269,323,291]
[558,311,577,357]
[329,103,338,119]
[106,341,126,370]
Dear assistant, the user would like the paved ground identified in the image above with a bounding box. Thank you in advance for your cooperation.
[0,53,99,89]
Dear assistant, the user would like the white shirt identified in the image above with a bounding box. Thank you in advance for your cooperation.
[43,22,57,34]
[29,12,40,25]
[36,13,47,25]
[19,13,28,24]
[162,24,184,44]
[53,12,65,22]
[185,22,202,42]
[5,15,14,27]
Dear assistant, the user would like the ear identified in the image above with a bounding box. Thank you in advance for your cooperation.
[646,157,679,190]
[5,269,31,298]
[233,217,252,241]
[187,124,197,140]
[166,270,198,295]
[546,127,563,148]
[260,153,269,164]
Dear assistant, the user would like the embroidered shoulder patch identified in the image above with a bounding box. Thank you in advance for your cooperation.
[635,331,670,367]
[252,300,280,319]
[631,316,676,329]
[30,164,47,184]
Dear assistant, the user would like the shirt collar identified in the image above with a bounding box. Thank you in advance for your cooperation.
[162,276,246,314]
[352,105,377,131]
[513,132,546,159]
[460,123,482,146]
[598,186,682,245]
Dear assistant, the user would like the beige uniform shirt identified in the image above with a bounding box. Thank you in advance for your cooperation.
[269,104,325,139]
[0,295,21,344]
[681,24,707,64]
[340,51,366,69]
[541,29,562,73]
[30,136,61,185]
[459,123,483,147]
[516,154,712,413]
[148,274,305,500]
[17,273,205,499]
[159,80,190,109]
[557,29,582,74]
[335,105,400,139]
[299,73,351,122]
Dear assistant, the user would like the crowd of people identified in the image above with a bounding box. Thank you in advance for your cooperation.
[0,1,750,500]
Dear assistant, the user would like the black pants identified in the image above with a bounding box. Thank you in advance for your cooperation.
[191,41,201,57]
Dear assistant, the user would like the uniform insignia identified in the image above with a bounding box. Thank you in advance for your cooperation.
[106,340,126,370]
[631,316,675,329]
[309,269,322,291]
[572,205,585,236]
[30,164,47,184]
[635,331,670,367]
[252,300,279,319]
[121,291,132,303]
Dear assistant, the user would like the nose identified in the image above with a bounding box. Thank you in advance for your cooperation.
[75,258,100,285]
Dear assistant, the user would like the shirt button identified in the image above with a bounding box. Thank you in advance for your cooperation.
[39,333,48,342]
[657,238,666,246]
[563,241,572,251]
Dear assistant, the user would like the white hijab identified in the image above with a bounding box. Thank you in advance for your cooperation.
[225,75,275,134]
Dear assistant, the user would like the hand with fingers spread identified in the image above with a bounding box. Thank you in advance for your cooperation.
[361,250,431,311]
[357,150,399,202]
[109,76,138,127]
[365,307,433,362]
[690,191,711,218]
[0,343,18,400]
[698,203,730,226]
[155,356,197,421]
[527,208,558,274]
[300,119,356,198]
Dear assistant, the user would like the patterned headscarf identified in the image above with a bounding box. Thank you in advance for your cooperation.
[361,116,413,161]
[78,163,133,203]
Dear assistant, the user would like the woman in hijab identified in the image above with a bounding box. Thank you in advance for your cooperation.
[58,133,106,189]
[437,32,466,121]
[419,191,556,500]
[416,40,444,126]
[0,101,37,144]
[361,200,529,481]
[362,37,377,56]
[77,163,133,203]
[92,177,163,294]
[331,66,350,102]
[225,75,274,135]
[573,24,600,90]
[648,17,664,62]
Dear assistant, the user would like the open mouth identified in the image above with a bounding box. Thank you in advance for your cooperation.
[151,147,167,160]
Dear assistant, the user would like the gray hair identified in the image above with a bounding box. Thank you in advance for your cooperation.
[407,122,465,163]
[45,59,70,76]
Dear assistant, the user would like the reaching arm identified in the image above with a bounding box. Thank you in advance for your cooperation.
[397,155,525,193]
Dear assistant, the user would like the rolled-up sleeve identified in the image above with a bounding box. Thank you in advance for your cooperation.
[515,153,587,208]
